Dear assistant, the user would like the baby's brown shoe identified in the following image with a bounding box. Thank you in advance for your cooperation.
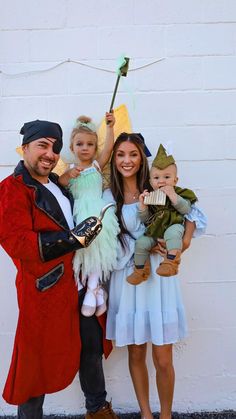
[127,259,151,285]
[156,251,181,277]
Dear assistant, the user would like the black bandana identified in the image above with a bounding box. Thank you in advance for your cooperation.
[20,120,63,154]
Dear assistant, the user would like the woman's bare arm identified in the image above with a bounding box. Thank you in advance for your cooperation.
[97,112,115,171]
[150,219,196,256]
[182,219,195,252]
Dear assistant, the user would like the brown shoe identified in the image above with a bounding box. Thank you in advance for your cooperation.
[127,259,151,285]
[156,251,181,277]
[85,402,118,419]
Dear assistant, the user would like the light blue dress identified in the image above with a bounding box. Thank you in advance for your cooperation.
[69,164,119,281]
[103,189,207,347]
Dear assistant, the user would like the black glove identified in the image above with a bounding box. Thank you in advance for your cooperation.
[39,203,114,262]
[71,215,102,247]
[71,203,115,247]
[39,217,102,262]
[39,216,102,262]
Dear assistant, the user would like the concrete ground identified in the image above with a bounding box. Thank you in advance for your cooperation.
[1,412,236,419]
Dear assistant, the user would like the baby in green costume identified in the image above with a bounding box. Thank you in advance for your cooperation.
[127,144,197,285]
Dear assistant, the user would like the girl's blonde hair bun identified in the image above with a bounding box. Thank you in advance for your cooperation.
[70,115,98,146]
[76,115,92,125]
[74,115,97,132]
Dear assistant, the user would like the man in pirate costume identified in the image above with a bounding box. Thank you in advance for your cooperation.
[127,144,197,284]
[0,120,117,419]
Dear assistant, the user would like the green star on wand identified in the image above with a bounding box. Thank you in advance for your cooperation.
[109,56,130,112]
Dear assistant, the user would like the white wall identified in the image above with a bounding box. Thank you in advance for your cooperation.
[0,0,236,416]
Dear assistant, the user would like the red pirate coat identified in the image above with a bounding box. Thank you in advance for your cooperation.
[0,161,112,405]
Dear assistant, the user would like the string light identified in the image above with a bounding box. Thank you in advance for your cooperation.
[0,57,165,78]
[0,57,166,169]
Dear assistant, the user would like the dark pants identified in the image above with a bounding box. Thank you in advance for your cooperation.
[17,289,106,418]
[17,395,45,419]
[79,288,107,412]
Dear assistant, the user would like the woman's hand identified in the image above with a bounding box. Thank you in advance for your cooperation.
[150,238,167,257]
[149,219,196,257]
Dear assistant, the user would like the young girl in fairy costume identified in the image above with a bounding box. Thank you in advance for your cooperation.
[59,112,119,317]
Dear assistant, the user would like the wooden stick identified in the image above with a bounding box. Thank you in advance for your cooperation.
[109,57,129,112]
[109,76,121,112]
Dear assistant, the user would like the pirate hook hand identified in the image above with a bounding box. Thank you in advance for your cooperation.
[71,216,103,248]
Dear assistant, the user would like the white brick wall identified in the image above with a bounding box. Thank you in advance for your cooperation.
[0,0,236,415]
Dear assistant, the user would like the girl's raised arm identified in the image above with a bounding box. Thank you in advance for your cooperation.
[97,112,115,170]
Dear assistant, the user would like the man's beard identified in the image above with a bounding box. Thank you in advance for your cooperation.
[31,159,57,177]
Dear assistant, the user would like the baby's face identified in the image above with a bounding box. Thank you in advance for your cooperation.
[150,164,178,190]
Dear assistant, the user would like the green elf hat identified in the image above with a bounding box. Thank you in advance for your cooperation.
[152,144,175,169]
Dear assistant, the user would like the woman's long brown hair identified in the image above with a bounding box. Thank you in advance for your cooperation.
[110,133,150,248]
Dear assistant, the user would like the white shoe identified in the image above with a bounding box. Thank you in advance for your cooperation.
[81,287,96,317]
[95,288,108,317]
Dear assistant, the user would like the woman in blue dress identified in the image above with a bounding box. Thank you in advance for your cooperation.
[103,133,207,419]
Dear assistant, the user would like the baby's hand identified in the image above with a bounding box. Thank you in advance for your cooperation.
[159,186,178,204]
[105,111,115,127]
[138,189,149,210]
